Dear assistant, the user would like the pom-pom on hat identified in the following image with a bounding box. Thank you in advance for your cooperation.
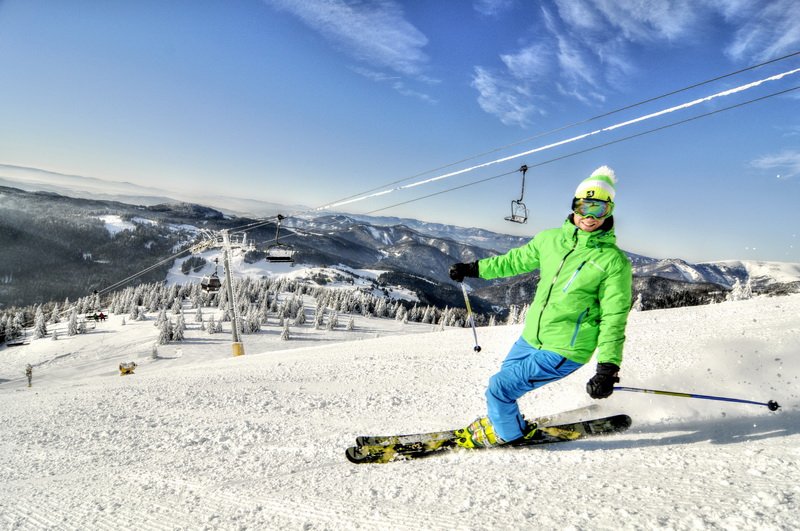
[574,165,617,202]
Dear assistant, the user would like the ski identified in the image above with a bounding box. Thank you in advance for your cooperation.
[354,404,600,447]
[345,414,631,464]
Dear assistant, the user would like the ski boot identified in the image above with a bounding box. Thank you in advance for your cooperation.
[455,417,539,449]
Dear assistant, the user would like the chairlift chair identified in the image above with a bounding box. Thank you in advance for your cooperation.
[265,214,296,264]
[265,244,296,263]
[504,165,529,224]
[201,258,222,293]
[201,272,222,293]
[505,200,529,224]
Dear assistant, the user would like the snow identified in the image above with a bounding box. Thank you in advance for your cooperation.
[724,260,800,284]
[1,293,799,529]
[95,214,135,236]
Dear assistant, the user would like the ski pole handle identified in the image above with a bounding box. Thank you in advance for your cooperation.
[614,386,780,411]
[460,283,481,352]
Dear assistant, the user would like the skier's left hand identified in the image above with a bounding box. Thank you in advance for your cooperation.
[586,363,620,399]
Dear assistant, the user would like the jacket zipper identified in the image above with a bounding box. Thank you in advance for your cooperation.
[562,260,587,293]
[535,228,579,346]
[570,307,590,346]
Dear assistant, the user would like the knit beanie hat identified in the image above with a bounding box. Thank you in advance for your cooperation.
[574,165,617,202]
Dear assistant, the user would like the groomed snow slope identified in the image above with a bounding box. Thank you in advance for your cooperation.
[1,294,798,530]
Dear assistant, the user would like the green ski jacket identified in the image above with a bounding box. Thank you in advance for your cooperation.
[478,218,632,366]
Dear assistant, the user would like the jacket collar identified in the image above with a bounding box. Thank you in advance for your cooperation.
[562,216,617,248]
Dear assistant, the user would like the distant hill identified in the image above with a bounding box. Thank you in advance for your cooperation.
[1,186,798,313]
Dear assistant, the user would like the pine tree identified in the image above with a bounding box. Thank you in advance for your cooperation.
[158,318,172,345]
[632,293,644,311]
[507,305,519,325]
[195,306,203,323]
[280,321,290,341]
[49,303,61,324]
[346,315,355,331]
[294,305,306,325]
[155,308,167,328]
[326,311,338,330]
[32,306,47,340]
[172,316,185,341]
[67,308,79,336]
[208,315,217,335]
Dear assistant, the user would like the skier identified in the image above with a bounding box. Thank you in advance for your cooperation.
[449,165,632,448]
[25,364,32,387]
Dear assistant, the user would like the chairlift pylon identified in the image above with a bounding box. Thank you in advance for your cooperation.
[505,165,529,224]
[266,214,296,264]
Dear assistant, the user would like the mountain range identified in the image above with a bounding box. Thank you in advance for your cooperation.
[1,183,799,312]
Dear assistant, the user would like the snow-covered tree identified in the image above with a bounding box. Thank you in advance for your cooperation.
[154,308,167,328]
[32,306,47,340]
[67,308,79,336]
[129,302,140,321]
[632,293,644,312]
[727,278,753,302]
[49,303,61,324]
[158,319,172,345]
[326,311,338,331]
[294,305,306,326]
[280,321,290,341]
[172,315,185,341]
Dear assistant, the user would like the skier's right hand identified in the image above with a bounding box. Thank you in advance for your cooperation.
[449,262,479,282]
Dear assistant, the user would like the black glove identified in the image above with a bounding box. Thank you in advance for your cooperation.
[449,261,479,282]
[586,363,620,399]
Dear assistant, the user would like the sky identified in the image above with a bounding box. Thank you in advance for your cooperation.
[1,0,799,263]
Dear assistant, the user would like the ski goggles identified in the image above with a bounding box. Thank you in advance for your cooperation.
[572,198,614,219]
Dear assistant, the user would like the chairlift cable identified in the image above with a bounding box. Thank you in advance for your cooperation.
[365,84,800,215]
[328,65,800,212]
[313,51,800,212]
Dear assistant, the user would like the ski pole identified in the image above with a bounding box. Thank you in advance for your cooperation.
[613,386,780,411]
[460,283,481,352]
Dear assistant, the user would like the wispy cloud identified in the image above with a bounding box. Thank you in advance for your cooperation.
[721,0,800,62]
[751,150,800,180]
[471,66,543,127]
[557,0,699,42]
[264,0,434,98]
[472,0,800,126]
[473,0,515,17]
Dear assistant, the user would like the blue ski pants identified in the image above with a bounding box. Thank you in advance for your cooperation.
[486,337,583,442]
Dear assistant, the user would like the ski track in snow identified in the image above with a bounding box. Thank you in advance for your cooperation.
[1,294,799,529]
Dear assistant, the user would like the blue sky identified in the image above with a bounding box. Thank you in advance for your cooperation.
[1,1,799,263]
